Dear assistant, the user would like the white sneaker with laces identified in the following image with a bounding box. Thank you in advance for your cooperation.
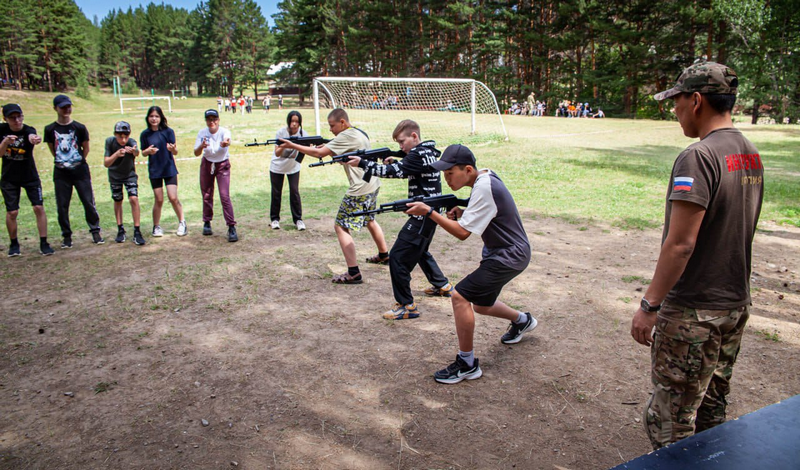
[271,220,280,230]
[177,220,188,236]
[295,220,306,231]
[152,225,164,237]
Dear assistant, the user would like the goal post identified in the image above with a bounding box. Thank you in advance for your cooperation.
[119,96,172,114]
[313,77,507,147]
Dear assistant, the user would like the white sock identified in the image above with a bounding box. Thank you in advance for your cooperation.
[458,350,474,367]
[514,311,528,325]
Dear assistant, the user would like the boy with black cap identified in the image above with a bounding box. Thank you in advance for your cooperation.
[44,94,104,247]
[631,62,763,449]
[103,121,145,245]
[194,109,237,242]
[0,103,54,256]
[405,144,538,384]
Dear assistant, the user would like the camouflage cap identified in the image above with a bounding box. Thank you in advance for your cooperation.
[654,62,738,101]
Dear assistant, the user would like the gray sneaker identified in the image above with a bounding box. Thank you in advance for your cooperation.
[295,220,306,231]
[176,220,188,236]
[152,225,164,237]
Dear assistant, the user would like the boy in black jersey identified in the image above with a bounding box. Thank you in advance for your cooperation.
[347,120,451,319]
[0,104,54,256]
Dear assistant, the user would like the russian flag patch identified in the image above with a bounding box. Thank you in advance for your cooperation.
[673,177,694,192]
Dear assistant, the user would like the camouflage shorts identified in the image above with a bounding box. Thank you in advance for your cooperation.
[644,301,749,450]
[335,190,378,230]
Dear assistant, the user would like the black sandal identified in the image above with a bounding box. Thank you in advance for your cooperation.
[332,272,363,284]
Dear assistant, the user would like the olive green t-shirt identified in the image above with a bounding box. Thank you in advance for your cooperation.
[324,127,381,197]
[663,127,764,309]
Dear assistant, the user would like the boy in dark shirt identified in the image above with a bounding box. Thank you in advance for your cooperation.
[406,145,538,384]
[104,121,145,245]
[347,120,452,319]
[44,94,104,247]
[0,104,54,256]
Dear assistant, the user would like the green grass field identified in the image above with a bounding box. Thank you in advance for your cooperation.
[3,89,798,244]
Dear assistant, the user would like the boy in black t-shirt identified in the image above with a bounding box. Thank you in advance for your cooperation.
[104,121,145,245]
[0,104,54,256]
[44,94,104,248]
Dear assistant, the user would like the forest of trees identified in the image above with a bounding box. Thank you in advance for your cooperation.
[1,0,798,122]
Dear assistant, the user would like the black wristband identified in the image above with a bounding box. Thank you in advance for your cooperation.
[426,207,435,217]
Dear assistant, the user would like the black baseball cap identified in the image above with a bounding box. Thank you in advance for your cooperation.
[53,94,73,108]
[2,103,22,117]
[431,144,476,171]
[114,121,131,133]
[204,109,219,118]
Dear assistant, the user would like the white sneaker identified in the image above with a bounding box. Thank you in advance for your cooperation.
[271,220,280,230]
[295,220,306,231]
[152,225,164,237]
[177,220,188,236]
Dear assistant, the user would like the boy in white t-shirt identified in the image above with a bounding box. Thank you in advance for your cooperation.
[193,109,237,242]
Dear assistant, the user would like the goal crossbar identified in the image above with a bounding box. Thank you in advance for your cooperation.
[120,96,172,114]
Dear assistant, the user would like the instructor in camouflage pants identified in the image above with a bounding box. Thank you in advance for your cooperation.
[630,62,764,450]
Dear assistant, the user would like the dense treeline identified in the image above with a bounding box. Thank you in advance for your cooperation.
[1,0,798,122]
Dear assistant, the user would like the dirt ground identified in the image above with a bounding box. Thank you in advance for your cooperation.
[0,213,798,470]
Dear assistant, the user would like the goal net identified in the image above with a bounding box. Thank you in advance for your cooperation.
[119,96,172,114]
[313,77,507,147]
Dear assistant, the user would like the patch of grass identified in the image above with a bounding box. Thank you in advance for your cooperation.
[617,297,632,303]
[94,381,118,394]
[754,329,781,342]
[621,275,651,284]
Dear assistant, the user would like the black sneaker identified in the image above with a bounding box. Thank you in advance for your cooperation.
[115,227,126,243]
[227,225,238,242]
[434,356,482,384]
[133,230,146,246]
[40,243,55,256]
[8,243,21,257]
[203,221,213,236]
[500,312,538,344]
[92,232,105,245]
[61,236,73,249]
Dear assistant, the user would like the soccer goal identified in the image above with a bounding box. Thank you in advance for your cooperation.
[119,96,172,114]
[313,77,507,147]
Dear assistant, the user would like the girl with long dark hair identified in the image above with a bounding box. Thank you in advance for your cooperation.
[270,110,305,230]
[140,106,187,236]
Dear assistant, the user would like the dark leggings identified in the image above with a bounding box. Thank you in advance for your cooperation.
[270,171,302,223]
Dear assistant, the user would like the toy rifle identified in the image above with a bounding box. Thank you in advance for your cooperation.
[351,193,470,231]
[244,135,330,163]
[308,147,406,182]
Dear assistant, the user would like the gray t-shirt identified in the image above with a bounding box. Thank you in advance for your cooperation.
[271,126,306,175]
[104,136,138,182]
[459,170,531,270]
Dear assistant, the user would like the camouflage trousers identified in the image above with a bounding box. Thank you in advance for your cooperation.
[645,301,749,450]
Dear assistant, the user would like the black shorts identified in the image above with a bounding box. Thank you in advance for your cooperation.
[110,176,139,201]
[1,179,43,212]
[455,259,524,307]
[150,175,178,189]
